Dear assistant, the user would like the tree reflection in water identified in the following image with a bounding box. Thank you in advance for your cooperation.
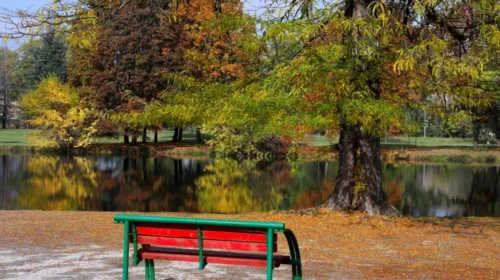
[1,154,498,217]
[18,156,97,210]
[382,164,500,217]
[196,159,337,213]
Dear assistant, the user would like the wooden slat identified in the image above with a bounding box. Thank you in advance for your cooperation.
[137,235,277,252]
[135,226,275,243]
[139,247,290,268]
[135,223,197,238]
[141,251,268,267]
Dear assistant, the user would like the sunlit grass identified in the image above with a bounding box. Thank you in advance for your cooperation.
[0,129,32,146]
[0,129,205,147]
[300,134,485,148]
[381,136,485,148]
[300,134,338,147]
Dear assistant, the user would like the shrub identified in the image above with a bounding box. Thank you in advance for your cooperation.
[19,76,96,152]
[447,154,474,164]
[485,155,497,163]
[255,136,293,160]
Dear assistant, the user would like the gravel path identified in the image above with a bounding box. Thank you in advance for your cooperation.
[0,246,300,280]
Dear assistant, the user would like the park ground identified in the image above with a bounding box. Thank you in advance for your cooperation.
[0,210,499,279]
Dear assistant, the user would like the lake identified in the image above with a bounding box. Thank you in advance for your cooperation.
[0,154,498,217]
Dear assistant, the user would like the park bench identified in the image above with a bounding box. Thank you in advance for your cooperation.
[114,214,302,280]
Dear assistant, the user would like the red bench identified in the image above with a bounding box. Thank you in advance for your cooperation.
[114,215,302,280]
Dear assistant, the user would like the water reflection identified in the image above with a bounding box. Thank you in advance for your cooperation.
[382,164,500,217]
[196,159,334,213]
[0,154,498,217]
[18,156,97,210]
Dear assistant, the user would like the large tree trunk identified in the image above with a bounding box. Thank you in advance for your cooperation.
[154,130,158,143]
[124,135,129,144]
[359,132,397,215]
[323,124,359,210]
[323,125,399,215]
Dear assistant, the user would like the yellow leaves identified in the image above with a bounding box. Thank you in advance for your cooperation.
[196,159,284,213]
[67,9,98,50]
[368,0,391,26]
[30,110,63,127]
[393,57,416,74]
[20,76,78,117]
[369,1,387,16]
[18,156,97,210]
[480,24,500,47]
[20,76,95,150]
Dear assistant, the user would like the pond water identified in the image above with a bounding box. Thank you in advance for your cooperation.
[0,155,498,217]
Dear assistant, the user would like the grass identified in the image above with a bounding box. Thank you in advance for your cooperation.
[0,129,31,146]
[382,135,483,147]
[0,129,205,147]
[300,134,338,147]
[300,134,493,149]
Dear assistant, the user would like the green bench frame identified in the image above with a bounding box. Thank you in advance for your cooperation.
[114,214,302,280]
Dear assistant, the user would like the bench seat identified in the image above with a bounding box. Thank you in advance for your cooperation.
[139,246,291,268]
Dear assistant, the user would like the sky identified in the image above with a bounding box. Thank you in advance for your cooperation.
[0,0,54,48]
[0,0,265,49]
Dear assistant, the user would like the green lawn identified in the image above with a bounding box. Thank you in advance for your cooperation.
[0,129,32,146]
[382,136,478,147]
[0,129,205,147]
[300,134,338,147]
[301,134,488,148]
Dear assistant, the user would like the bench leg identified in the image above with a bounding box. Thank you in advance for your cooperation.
[122,221,130,280]
[145,260,150,280]
[266,228,273,280]
[284,229,302,280]
[150,260,155,279]
[144,259,155,280]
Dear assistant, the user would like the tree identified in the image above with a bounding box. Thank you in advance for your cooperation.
[165,0,265,147]
[0,47,19,129]
[19,76,96,152]
[16,40,43,91]
[88,0,184,144]
[15,34,68,92]
[257,0,500,214]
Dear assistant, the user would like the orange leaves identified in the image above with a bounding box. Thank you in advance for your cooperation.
[171,0,255,83]
[304,91,321,102]
[220,63,245,80]
[386,180,403,205]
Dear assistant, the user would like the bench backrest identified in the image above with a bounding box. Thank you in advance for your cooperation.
[114,215,286,255]
[131,223,278,252]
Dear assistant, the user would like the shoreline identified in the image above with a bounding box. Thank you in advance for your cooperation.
[1,143,500,165]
